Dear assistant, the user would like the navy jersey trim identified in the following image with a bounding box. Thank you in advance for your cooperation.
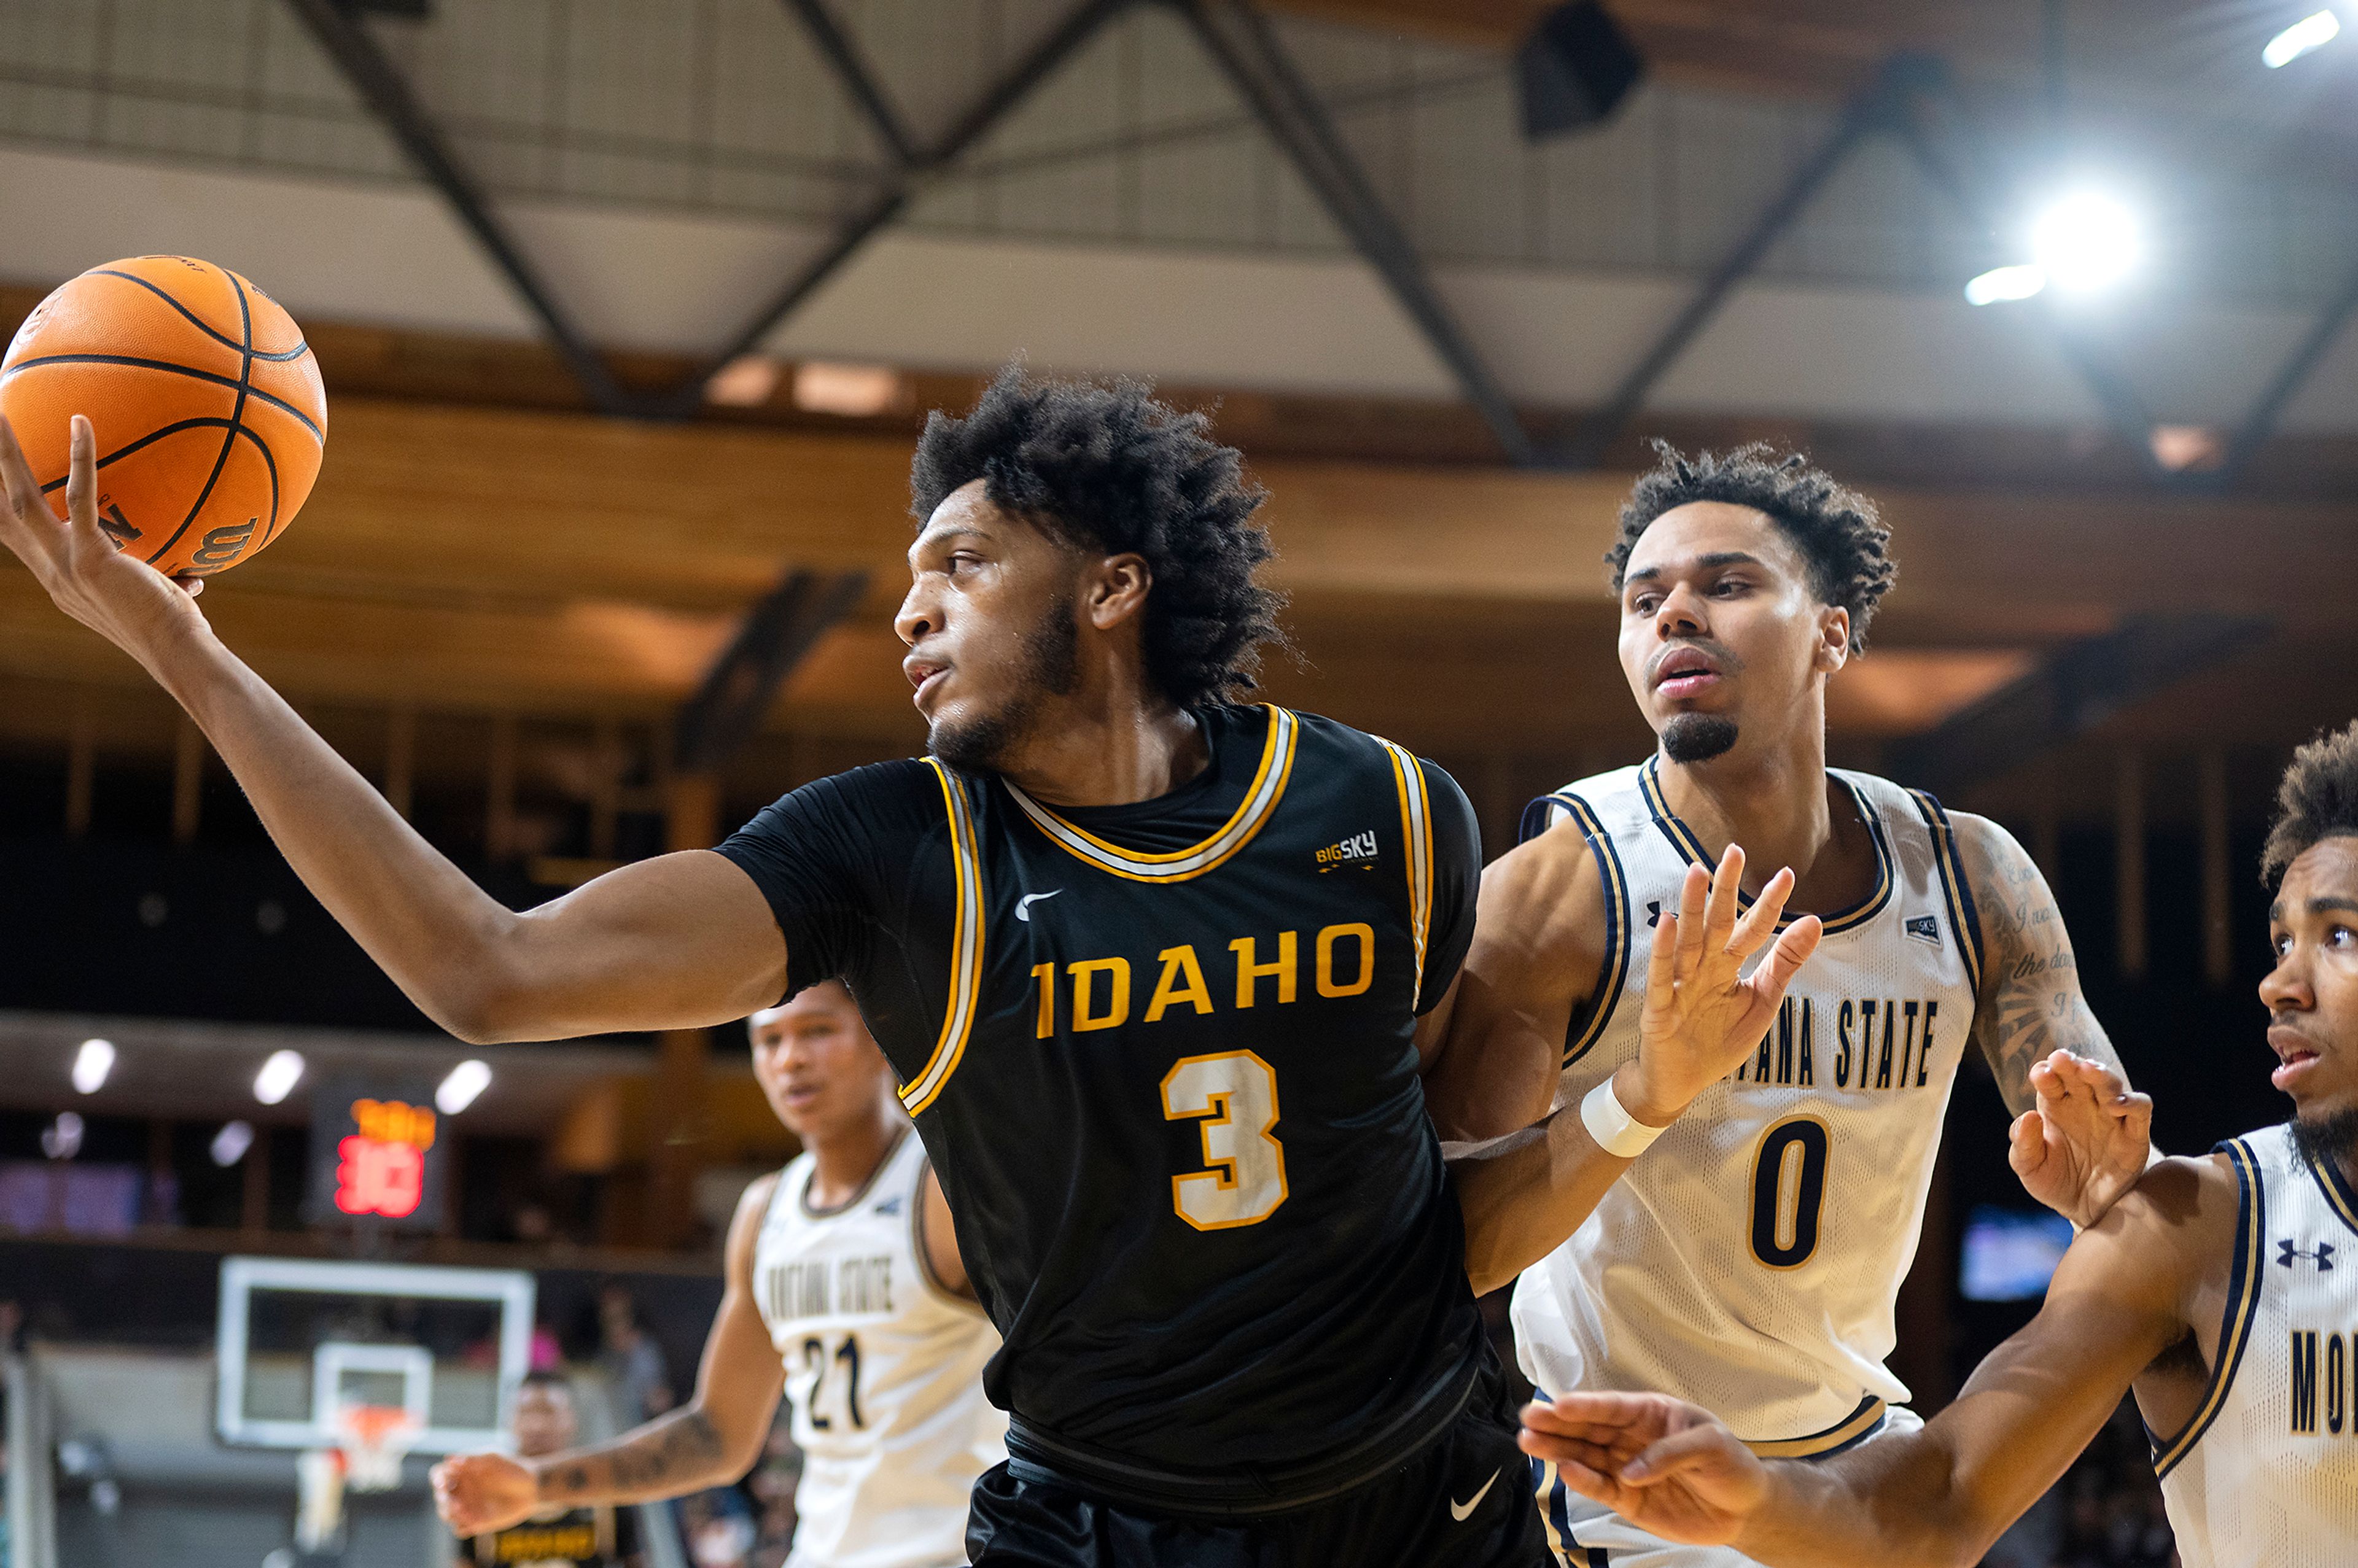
[1638,758,1894,934]
[900,761,986,1117]
[1531,791,1631,1068]
[2299,1136,2358,1240]
[1743,1392,1888,1458]
[2152,1137,2265,1478]
[1908,789,1986,994]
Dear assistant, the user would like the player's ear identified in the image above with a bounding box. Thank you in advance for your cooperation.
[1814,605,1850,675]
[1085,552,1153,630]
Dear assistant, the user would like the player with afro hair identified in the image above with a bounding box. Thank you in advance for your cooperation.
[910,367,1287,716]
[2263,720,2358,887]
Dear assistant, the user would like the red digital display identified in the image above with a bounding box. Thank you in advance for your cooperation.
[331,1099,437,1219]
[333,1135,426,1218]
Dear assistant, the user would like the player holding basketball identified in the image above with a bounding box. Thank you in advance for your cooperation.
[1446,443,2151,1564]
[1517,721,2358,1568]
[435,981,1003,1568]
[0,381,1815,1568]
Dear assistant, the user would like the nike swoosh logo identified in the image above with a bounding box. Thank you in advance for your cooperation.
[1016,890,1062,922]
[1449,1467,1498,1522]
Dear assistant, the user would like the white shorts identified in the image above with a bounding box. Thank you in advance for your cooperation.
[1526,1406,1924,1567]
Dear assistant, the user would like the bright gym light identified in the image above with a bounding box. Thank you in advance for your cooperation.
[436,1059,492,1116]
[71,1038,115,1095]
[2264,9,2341,68]
[2029,190,2142,294]
[253,1049,305,1106]
[1964,263,2049,306]
[211,1120,255,1167]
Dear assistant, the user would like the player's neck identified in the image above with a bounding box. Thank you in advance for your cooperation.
[998,688,1208,809]
[1655,724,1861,906]
[807,1102,902,1210]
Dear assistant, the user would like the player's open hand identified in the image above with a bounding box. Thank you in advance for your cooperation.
[1520,1391,1765,1545]
[0,414,209,661]
[431,1451,542,1537]
[1624,845,1823,1126]
[2010,1048,2154,1230]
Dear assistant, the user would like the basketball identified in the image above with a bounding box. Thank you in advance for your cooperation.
[0,255,326,578]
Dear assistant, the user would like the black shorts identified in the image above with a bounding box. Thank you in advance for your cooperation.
[965,1365,1547,1568]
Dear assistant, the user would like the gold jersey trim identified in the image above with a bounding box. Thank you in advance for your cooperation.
[1639,757,1894,935]
[1380,738,1435,998]
[1002,705,1298,883]
[2152,1137,2265,1479]
[900,760,985,1117]
[1741,1393,1887,1459]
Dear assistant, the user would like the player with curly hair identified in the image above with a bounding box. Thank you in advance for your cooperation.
[1444,441,2152,1566]
[0,378,1819,1568]
[1517,718,2358,1568]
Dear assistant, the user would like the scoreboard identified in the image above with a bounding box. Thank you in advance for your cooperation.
[305,1077,449,1231]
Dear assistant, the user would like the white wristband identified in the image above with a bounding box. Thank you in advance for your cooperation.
[1581,1077,1670,1159]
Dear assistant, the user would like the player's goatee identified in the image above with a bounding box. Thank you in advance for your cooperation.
[1662,712,1739,763]
[2289,1103,2358,1168]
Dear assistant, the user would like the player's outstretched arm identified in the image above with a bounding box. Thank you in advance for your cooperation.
[433,1178,788,1536]
[1522,1154,2224,1567]
[1452,845,1820,1294]
[1952,813,2153,1226]
[0,416,787,1042]
[1424,825,1609,1140]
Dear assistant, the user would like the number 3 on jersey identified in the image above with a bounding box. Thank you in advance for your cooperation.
[1161,1050,1288,1231]
[1749,1117,1829,1269]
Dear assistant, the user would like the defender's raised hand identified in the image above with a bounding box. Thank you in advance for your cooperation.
[2010,1049,2154,1230]
[1619,845,1823,1127]
[0,414,208,665]
[1520,1391,1765,1548]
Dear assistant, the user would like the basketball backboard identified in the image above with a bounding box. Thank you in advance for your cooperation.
[215,1256,535,1456]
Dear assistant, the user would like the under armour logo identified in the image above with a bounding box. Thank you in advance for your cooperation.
[874,1196,903,1216]
[1646,900,1662,928]
[2279,1238,2336,1270]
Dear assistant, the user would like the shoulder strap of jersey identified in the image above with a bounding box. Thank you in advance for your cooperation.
[900,759,986,1117]
[2150,1136,2267,1478]
[1527,790,1633,1068]
[1905,787,1987,995]
[1374,738,1434,998]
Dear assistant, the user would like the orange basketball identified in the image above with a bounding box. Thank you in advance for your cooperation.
[0,255,327,578]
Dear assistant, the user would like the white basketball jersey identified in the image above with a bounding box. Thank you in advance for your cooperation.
[752,1128,1006,1568]
[2155,1125,2358,1568]
[1512,759,1983,1451]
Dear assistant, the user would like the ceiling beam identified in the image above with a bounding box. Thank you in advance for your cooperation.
[674,569,871,772]
[280,0,639,418]
[1179,0,1534,464]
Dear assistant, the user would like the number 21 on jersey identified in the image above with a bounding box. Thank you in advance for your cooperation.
[1161,1050,1288,1230]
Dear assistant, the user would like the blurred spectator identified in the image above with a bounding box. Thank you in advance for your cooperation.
[451,1370,641,1568]
[595,1288,672,1424]
[529,1318,563,1373]
[678,1486,753,1568]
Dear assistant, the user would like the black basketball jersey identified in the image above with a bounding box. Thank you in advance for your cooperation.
[720,705,1490,1512]
[463,1503,633,1566]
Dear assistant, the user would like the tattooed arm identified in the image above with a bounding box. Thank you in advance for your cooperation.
[1951,814,2152,1227]
[432,1177,787,1535]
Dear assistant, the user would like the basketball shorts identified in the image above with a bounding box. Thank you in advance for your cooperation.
[1527,1404,1924,1567]
[965,1360,1549,1567]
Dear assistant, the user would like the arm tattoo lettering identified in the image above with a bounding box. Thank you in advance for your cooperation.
[1963,821,2123,1116]
[542,1410,726,1502]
